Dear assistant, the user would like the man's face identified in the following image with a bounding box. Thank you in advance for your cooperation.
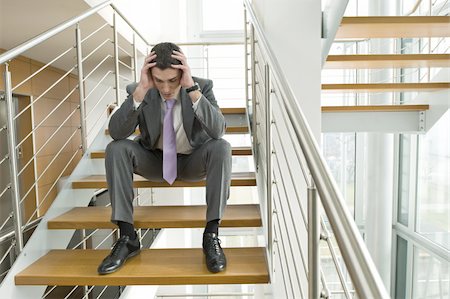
[151,67,181,99]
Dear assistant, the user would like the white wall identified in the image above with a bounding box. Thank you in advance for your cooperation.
[252,0,322,141]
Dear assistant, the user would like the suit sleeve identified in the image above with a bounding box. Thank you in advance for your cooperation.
[193,80,226,139]
[108,84,141,140]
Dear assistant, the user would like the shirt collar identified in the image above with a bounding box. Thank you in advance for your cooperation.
[160,91,181,103]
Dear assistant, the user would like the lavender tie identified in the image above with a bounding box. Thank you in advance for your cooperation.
[163,99,177,184]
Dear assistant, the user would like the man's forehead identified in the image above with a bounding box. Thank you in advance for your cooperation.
[152,67,180,80]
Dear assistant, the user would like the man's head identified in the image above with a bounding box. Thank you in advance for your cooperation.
[150,42,182,70]
[150,42,182,99]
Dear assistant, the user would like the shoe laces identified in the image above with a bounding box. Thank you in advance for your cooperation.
[212,237,222,255]
[110,237,128,258]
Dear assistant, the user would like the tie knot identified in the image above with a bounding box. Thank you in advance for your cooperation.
[165,99,176,109]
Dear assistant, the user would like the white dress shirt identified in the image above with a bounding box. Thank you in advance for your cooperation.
[133,92,202,154]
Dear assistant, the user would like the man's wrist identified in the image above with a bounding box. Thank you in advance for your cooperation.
[133,85,148,102]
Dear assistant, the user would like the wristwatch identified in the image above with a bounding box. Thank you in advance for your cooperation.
[186,82,201,93]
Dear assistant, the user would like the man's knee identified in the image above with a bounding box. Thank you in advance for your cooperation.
[105,139,133,158]
[208,139,231,159]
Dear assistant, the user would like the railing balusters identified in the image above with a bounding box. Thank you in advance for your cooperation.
[4,64,24,254]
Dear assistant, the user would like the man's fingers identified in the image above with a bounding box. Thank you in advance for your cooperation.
[143,62,157,71]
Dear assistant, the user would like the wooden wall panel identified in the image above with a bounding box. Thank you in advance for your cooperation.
[1,48,82,217]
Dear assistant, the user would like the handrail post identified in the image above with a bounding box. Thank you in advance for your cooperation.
[75,23,87,154]
[113,12,121,105]
[308,179,320,298]
[132,33,139,82]
[4,63,24,255]
[264,63,274,273]
[250,24,258,171]
[244,7,249,115]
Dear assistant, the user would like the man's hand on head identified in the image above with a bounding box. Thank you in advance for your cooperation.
[171,50,195,88]
[134,52,157,102]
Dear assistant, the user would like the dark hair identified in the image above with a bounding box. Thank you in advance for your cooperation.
[150,42,181,70]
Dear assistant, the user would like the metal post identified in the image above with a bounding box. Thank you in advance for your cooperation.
[113,12,121,105]
[250,24,258,171]
[264,63,274,273]
[204,46,209,79]
[244,7,249,112]
[308,180,320,298]
[4,64,24,255]
[81,229,89,297]
[132,33,139,82]
[75,23,87,154]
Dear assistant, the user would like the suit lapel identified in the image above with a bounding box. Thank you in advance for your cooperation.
[181,89,194,140]
[143,89,161,147]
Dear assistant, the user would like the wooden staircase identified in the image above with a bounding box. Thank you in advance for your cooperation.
[14,107,270,287]
[323,15,450,122]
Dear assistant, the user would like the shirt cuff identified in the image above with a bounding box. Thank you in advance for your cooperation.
[192,95,203,111]
[133,98,142,110]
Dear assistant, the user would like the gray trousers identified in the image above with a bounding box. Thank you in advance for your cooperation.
[105,138,232,225]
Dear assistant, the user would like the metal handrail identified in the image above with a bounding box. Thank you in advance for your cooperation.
[0,0,113,65]
[244,0,389,298]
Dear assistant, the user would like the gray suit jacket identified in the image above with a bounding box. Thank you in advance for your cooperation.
[108,77,226,150]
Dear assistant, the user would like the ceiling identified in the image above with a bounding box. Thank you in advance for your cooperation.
[0,0,138,83]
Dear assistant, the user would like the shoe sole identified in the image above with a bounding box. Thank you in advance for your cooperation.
[98,249,141,275]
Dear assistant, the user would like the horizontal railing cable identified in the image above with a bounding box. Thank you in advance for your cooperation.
[118,44,132,57]
[0,155,9,167]
[87,108,108,137]
[81,22,110,44]
[11,46,75,92]
[83,55,112,82]
[16,102,80,177]
[272,165,308,274]
[0,185,11,201]
[20,135,81,225]
[118,59,133,70]
[85,86,112,119]
[272,214,300,298]
[15,85,78,153]
[83,71,113,102]
[0,242,14,266]
[81,38,112,63]
[13,65,77,121]
[0,213,13,233]
[320,217,353,298]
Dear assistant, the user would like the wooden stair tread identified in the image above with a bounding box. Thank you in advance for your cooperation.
[90,146,252,159]
[325,54,450,69]
[322,82,450,92]
[72,172,256,188]
[336,16,450,38]
[322,104,430,112]
[48,205,262,229]
[221,107,246,114]
[15,248,269,286]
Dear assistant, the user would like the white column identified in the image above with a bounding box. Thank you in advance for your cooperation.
[363,0,396,291]
[364,133,393,290]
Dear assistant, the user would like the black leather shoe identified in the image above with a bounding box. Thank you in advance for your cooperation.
[202,232,227,273]
[97,235,140,275]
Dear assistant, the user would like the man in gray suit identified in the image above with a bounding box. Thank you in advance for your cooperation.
[97,42,231,275]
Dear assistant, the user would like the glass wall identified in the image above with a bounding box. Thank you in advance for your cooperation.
[416,112,449,250]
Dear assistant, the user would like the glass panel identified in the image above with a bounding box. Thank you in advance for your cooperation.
[322,133,356,216]
[413,247,449,299]
[202,0,244,31]
[395,236,408,299]
[398,134,412,226]
[416,111,449,250]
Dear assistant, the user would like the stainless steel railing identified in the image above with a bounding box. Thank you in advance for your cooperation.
[0,0,151,285]
[244,0,389,298]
